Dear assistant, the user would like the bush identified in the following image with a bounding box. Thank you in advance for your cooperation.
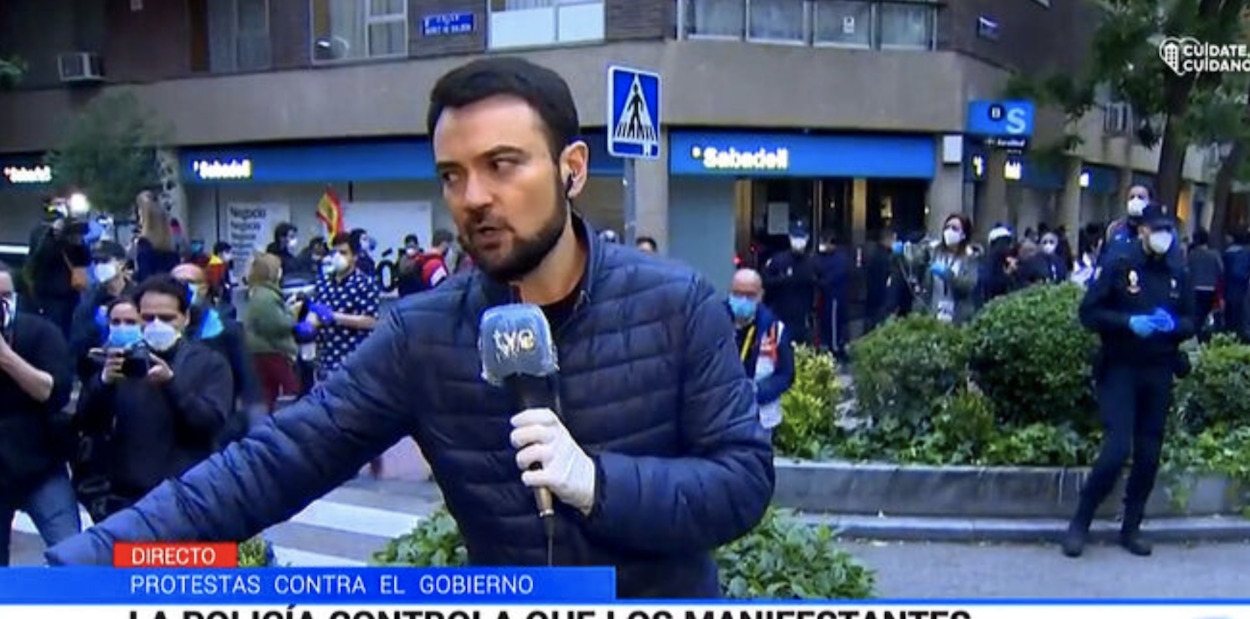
[1173,334,1250,433]
[372,507,468,567]
[716,508,874,599]
[899,389,998,465]
[374,507,877,599]
[968,284,1098,430]
[775,345,841,459]
[237,536,277,567]
[849,315,969,434]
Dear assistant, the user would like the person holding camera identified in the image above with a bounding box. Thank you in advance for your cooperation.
[0,261,79,566]
[74,275,234,519]
[70,241,134,384]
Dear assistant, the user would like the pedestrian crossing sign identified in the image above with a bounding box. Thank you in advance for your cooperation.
[607,65,661,160]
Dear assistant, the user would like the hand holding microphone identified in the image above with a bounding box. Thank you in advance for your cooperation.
[510,407,596,515]
[479,303,598,530]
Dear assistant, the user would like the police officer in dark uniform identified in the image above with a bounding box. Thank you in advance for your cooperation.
[1101,185,1183,270]
[1064,202,1195,558]
[762,222,819,346]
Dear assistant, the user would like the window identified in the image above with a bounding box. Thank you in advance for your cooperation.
[684,0,745,38]
[207,0,271,73]
[813,1,872,47]
[879,0,934,50]
[311,0,407,63]
[488,0,605,50]
[748,0,805,42]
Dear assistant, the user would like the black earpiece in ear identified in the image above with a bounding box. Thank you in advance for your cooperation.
[564,175,575,196]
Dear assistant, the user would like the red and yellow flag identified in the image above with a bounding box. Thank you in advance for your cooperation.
[317,186,345,237]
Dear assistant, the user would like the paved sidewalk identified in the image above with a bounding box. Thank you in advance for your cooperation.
[845,540,1250,598]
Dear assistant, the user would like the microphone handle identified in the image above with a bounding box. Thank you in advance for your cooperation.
[506,375,558,519]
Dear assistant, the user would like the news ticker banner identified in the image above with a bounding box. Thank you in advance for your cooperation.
[0,605,1249,619]
[0,568,615,605]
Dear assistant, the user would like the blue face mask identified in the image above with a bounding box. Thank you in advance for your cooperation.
[728,295,757,321]
[106,323,143,349]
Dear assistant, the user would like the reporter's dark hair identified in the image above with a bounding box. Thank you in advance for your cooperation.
[427,57,579,161]
[636,236,658,251]
[134,274,190,315]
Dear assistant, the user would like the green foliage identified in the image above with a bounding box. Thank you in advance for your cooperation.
[374,507,877,600]
[237,536,277,567]
[372,507,469,567]
[0,56,25,88]
[1173,334,1250,433]
[1162,425,1250,513]
[849,315,969,435]
[775,346,841,459]
[716,508,874,600]
[968,284,1098,431]
[45,92,169,216]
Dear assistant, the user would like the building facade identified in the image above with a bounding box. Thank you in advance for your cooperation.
[0,0,1216,291]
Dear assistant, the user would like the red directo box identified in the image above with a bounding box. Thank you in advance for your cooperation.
[113,542,239,568]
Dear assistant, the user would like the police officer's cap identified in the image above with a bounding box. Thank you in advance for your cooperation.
[1141,202,1175,229]
[789,221,810,239]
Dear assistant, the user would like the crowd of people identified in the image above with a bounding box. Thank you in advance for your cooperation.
[0,188,468,565]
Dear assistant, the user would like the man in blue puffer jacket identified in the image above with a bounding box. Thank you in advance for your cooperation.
[46,57,774,599]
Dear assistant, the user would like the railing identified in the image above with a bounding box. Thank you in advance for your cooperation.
[675,0,937,51]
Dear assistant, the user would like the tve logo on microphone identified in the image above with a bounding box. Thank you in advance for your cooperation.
[494,327,537,359]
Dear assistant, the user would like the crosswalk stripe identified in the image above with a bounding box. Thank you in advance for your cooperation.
[271,545,365,567]
[288,499,422,539]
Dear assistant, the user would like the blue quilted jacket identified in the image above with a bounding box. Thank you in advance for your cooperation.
[47,218,775,599]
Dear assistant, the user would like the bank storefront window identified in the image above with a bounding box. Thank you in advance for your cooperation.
[813,1,872,48]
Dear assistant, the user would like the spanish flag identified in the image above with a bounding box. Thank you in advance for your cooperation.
[317,186,345,237]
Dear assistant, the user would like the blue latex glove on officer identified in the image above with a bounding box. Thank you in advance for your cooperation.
[1149,308,1176,333]
[929,262,951,278]
[1128,315,1156,338]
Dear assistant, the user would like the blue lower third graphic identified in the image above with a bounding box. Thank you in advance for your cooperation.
[0,568,616,605]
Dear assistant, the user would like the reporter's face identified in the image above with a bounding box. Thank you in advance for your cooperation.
[433,95,587,281]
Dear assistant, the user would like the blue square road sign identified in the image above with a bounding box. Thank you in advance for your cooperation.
[607,65,662,160]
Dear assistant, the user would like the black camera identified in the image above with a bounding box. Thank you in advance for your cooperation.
[88,343,152,379]
[0,298,13,343]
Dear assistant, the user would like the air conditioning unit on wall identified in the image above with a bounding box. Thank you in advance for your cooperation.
[58,52,104,83]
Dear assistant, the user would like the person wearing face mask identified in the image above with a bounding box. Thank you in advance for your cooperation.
[349,228,378,282]
[1032,231,1070,283]
[1101,186,1184,269]
[1065,202,1195,559]
[0,260,79,567]
[815,235,852,360]
[205,242,236,310]
[74,276,233,519]
[397,230,455,298]
[762,223,819,346]
[265,223,303,282]
[918,215,979,324]
[727,268,794,433]
[981,224,1020,302]
[1222,228,1250,338]
[306,233,380,384]
[171,263,264,441]
[70,242,135,384]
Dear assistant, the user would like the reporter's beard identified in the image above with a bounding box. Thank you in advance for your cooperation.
[462,178,569,283]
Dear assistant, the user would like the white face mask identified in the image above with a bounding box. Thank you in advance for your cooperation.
[331,253,351,273]
[287,237,299,252]
[1148,230,1174,255]
[1127,197,1148,217]
[1041,241,1057,255]
[790,237,808,252]
[943,228,964,248]
[143,319,180,352]
[93,261,119,284]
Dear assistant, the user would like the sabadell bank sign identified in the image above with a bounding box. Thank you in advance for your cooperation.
[690,145,790,171]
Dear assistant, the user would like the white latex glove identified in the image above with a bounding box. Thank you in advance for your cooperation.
[510,408,597,515]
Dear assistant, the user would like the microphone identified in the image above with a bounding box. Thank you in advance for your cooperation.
[478,303,560,534]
